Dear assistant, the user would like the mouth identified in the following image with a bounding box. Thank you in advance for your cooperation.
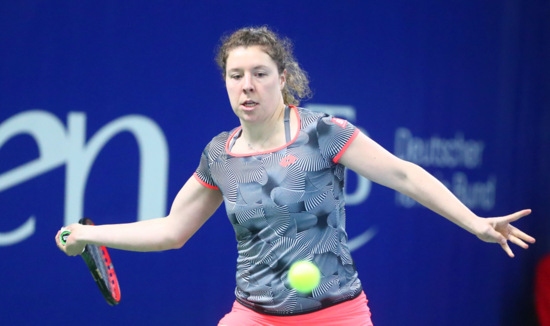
[240,100,258,110]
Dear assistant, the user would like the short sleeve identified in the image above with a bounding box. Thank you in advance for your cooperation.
[194,141,219,190]
[317,115,360,163]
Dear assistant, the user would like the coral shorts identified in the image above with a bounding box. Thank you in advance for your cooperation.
[218,291,373,326]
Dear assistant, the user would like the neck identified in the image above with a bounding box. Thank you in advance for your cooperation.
[241,104,286,150]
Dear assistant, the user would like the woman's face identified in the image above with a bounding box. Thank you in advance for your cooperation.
[225,45,286,124]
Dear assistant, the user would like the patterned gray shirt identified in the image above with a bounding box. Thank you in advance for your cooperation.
[194,107,362,315]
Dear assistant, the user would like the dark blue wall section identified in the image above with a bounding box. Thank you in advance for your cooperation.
[1,1,549,325]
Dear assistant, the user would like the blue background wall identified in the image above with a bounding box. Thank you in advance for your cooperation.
[1,1,549,325]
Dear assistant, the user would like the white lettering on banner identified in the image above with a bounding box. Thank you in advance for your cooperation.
[394,127,485,168]
[65,113,169,226]
[0,111,67,245]
[395,173,497,210]
[0,110,169,246]
[393,128,497,211]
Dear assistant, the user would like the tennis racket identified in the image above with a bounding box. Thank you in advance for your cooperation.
[60,218,121,306]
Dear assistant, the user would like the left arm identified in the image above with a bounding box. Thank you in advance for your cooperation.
[339,131,535,257]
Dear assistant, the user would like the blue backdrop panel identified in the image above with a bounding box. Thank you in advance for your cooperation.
[1,1,549,325]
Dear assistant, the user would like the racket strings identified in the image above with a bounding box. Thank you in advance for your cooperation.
[89,245,112,291]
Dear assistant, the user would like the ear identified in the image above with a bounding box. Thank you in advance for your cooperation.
[280,69,287,90]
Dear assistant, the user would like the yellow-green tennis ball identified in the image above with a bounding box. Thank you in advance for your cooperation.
[288,261,321,293]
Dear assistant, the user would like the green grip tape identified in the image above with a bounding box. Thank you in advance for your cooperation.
[60,229,71,245]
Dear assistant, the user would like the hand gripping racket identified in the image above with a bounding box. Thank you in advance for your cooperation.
[60,218,121,306]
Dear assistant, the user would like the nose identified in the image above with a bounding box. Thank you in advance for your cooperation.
[242,73,254,93]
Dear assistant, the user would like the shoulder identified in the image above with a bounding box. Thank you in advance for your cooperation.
[295,106,327,124]
[202,128,237,157]
[295,106,354,132]
[210,129,233,144]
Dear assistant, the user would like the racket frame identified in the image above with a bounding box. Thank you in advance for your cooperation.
[79,218,121,306]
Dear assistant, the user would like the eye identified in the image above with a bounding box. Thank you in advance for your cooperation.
[255,72,267,78]
[229,74,242,80]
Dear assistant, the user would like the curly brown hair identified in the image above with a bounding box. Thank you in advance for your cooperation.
[215,26,312,106]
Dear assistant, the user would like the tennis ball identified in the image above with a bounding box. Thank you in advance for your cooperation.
[288,260,321,293]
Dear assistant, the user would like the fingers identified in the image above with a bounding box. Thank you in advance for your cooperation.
[509,225,536,245]
[485,226,516,258]
[500,224,536,258]
[55,235,67,256]
[509,235,529,249]
[501,225,535,252]
[491,209,536,258]
[55,225,81,256]
[55,228,68,251]
[55,228,63,246]
[500,240,515,258]
[504,209,532,223]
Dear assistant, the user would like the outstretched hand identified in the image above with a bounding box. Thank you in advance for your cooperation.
[475,209,535,258]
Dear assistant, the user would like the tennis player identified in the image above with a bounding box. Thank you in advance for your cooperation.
[56,26,535,326]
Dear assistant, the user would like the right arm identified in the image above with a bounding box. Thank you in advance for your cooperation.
[55,175,223,256]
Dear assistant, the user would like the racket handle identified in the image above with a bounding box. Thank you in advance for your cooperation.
[60,228,71,245]
[59,228,86,254]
